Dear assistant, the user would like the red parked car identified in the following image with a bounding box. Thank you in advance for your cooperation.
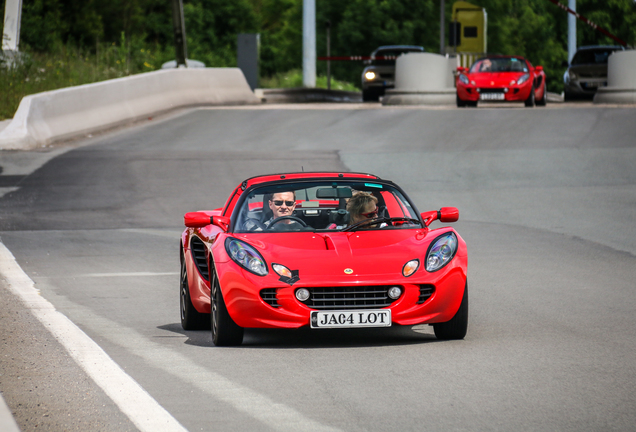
[180,172,468,346]
[456,55,546,107]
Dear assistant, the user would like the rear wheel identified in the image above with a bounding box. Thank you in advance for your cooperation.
[433,282,468,340]
[211,271,244,346]
[180,255,209,330]
[524,86,535,107]
[536,86,547,106]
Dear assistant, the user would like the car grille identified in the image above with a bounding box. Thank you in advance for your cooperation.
[260,288,280,308]
[417,284,435,304]
[300,286,401,310]
[479,88,505,93]
[190,237,209,281]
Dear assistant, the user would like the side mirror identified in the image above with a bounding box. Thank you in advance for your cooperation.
[535,65,543,72]
[456,66,467,73]
[184,212,211,228]
[184,212,231,231]
[420,207,459,227]
[439,207,459,223]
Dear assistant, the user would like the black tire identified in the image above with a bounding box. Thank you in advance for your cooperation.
[211,271,244,346]
[180,254,209,330]
[524,85,535,107]
[536,86,547,106]
[362,89,379,102]
[456,94,467,107]
[433,282,468,340]
[467,100,478,108]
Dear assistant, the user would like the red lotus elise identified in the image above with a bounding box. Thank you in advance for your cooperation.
[456,55,547,107]
[180,172,468,346]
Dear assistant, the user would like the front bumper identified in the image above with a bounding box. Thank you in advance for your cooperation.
[218,257,467,329]
[457,83,533,102]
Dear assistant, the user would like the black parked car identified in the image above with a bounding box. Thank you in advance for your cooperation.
[361,45,425,102]
[563,45,625,101]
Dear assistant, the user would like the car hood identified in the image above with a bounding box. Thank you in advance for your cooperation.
[234,229,441,278]
[469,72,527,86]
[568,64,607,78]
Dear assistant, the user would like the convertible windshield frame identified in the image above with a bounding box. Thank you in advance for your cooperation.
[229,178,423,233]
[469,57,529,73]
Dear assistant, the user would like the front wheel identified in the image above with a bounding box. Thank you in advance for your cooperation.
[211,272,244,346]
[456,95,467,107]
[433,282,468,340]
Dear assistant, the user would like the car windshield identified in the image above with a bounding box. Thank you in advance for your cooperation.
[233,180,421,233]
[571,49,618,65]
[470,57,528,73]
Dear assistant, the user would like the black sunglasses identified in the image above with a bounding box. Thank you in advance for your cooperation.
[272,200,295,207]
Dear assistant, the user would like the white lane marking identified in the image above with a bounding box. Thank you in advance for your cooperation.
[64,306,342,432]
[0,242,188,432]
[0,187,19,199]
[82,272,179,278]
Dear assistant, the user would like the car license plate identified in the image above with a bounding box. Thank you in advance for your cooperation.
[311,310,391,329]
[480,92,505,101]
[583,81,603,88]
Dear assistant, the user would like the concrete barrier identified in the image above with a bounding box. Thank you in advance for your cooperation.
[382,53,456,105]
[0,68,260,150]
[594,50,636,105]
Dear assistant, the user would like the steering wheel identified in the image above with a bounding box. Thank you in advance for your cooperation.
[266,216,308,229]
[244,219,267,231]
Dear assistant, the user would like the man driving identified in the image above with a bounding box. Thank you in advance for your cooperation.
[265,191,297,227]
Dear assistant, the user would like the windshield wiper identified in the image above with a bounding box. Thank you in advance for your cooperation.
[342,217,421,232]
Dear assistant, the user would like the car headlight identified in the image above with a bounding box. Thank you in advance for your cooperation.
[458,73,469,85]
[425,232,458,272]
[516,73,530,85]
[364,71,376,81]
[225,238,268,276]
[402,259,420,277]
[569,70,577,80]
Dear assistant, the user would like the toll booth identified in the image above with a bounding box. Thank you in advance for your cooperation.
[448,1,487,65]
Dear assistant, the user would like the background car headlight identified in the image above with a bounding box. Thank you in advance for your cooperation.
[458,74,469,85]
[225,238,268,276]
[516,73,530,85]
[364,71,376,81]
[426,232,458,272]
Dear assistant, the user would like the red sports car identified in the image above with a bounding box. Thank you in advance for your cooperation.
[180,172,468,346]
[456,55,547,107]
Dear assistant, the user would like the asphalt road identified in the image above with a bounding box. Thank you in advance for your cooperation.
[1,102,635,431]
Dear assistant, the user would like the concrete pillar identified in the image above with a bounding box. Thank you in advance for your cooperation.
[568,0,576,63]
[382,53,456,105]
[2,0,22,51]
[302,0,316,88]
[593,50,636,104]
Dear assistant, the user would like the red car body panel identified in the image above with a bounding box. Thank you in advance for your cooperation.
[180,172,468,333]
[456,56,546,104]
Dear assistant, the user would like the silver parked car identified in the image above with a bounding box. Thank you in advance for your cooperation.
[361,45,425,102]
[563,45,625,101]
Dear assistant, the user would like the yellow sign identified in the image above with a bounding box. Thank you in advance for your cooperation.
[450,1,487,54]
